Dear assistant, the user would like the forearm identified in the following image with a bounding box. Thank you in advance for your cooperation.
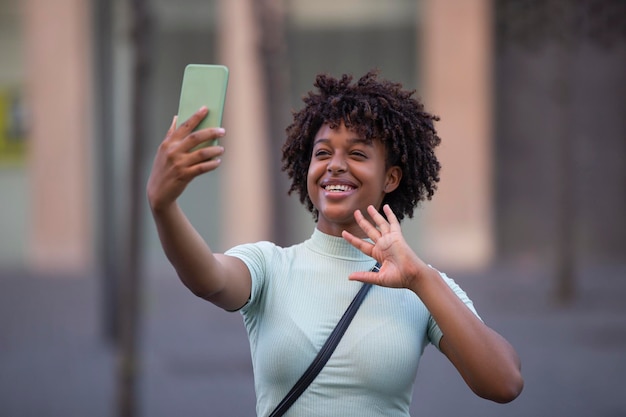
[409,267,523,403]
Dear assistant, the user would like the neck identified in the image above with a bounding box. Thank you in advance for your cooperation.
[316,222,368,239]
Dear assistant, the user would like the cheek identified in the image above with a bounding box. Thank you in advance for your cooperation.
[306,165,318,198]
[306,160,324,184]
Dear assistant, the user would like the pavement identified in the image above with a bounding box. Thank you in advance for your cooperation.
[1,260,625,417]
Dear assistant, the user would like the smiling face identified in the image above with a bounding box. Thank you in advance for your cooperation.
[307,122,402,237]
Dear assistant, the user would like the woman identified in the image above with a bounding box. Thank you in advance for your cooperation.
[147,70,523,416]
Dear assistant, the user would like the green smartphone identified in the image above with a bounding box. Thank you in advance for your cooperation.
[176,64,229,148]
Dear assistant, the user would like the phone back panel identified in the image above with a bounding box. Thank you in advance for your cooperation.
[176,64,229,131]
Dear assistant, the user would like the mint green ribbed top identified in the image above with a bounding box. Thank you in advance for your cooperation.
[225,228,479,417]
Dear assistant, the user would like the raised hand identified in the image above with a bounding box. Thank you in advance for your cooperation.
[342,204,430,289]
[147,106,226,211]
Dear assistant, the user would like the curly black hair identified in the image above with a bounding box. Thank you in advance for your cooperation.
[281,70,441,222]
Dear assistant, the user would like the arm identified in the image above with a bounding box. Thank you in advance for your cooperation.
[342,204,523,403]
[147,107,251,311]
[411,266,523,403]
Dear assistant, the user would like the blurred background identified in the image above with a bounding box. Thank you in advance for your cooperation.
[0,0,624,416]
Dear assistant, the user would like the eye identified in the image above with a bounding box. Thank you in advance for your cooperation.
[314,149,331,158]
[350,150,367,159]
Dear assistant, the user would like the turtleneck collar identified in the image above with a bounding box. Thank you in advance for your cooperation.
[305,228,373,261]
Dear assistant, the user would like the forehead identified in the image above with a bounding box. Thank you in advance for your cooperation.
[313,122,375,144]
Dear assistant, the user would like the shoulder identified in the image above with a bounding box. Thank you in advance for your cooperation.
[432,267,478,311]
[225,240,280,258]
[224,239,306,266]
[224,239,312,286]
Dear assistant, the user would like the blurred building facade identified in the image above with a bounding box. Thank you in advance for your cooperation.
[0,0,624,280]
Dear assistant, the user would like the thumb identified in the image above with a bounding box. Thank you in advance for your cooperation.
[167,115,177,136]
[348,271,381,285]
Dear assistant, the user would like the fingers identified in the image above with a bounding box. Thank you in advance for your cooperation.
[155,118,226,183]
[186,144,225,166]
[166,115,177,137]
[180,128,226,152]
[169,141,225,181]
[186,158,223,178]
[166,107,226,149]
[354,204,396,242]
[382,204,399,225]
[366,205,390,234]
[342,229,374,255]
[163,107,206,144]
[348,270,381,285]
[353,209,380,241]
[177,106,209,136]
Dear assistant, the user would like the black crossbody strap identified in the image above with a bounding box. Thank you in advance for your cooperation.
[268,262,380,417]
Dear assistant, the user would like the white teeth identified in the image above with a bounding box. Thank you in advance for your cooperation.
[325,184,353,192]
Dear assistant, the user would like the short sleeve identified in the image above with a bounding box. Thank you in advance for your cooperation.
[224,241,276,313]
[427,269,482,350]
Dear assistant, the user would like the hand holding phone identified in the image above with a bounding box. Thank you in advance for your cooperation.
[176,64,229,148]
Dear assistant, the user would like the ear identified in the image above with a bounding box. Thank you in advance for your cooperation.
[384,166,402,193]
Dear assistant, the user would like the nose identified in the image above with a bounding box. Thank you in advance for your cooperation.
[327,153,346,173]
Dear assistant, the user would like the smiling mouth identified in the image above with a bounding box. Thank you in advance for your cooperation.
[324,184,355,193]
